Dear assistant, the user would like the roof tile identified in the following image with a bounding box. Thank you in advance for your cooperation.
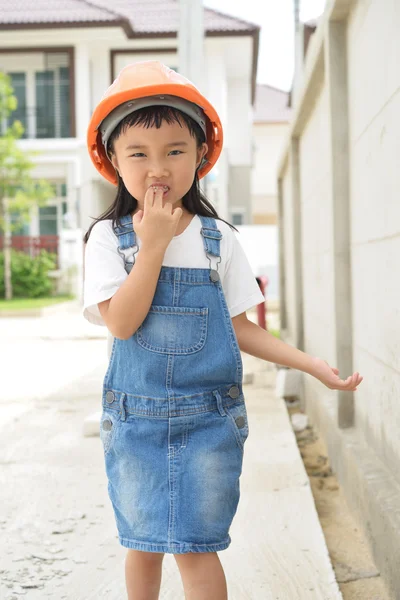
[0,0,259,34]
[0,0,122,25]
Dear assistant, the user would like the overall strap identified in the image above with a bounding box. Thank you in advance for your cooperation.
[199,215,222,282]
[112,214,138,272]
[199,215,222,257]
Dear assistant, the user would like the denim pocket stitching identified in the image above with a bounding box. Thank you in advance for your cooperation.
[136,305,208,355]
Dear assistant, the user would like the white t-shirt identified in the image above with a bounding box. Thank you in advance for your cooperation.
[83,214,264,338]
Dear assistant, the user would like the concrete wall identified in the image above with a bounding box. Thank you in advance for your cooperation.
[280,160,298,343]
[278,0,400,595]
[347,0,400,480]
[299,83,337,366]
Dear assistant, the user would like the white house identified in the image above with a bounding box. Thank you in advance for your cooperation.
[251,83,292,226]
[0,0,259,298]
[236,83,292,303]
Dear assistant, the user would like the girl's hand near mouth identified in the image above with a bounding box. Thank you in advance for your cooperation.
[132,186,182,252]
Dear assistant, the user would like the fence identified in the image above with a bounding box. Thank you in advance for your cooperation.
[0,235,59,267]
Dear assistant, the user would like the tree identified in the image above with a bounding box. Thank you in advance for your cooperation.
[0,71,54,300]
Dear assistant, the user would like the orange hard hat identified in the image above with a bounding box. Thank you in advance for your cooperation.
[87,61,223,185]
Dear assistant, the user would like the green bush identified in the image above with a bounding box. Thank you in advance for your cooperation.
[0,248,57,298]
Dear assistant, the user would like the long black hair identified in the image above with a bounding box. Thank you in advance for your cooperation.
[83,105,238,244]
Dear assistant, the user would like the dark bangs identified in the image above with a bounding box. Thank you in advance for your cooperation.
[108,105,206,153]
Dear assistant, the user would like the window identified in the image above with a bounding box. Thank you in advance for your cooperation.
[0,51,73,139]
[36,71,55,138]
[37,182,67,235]
[59,66,71,138]
[39,206,58,235]
[35,53,72,138]
[7,72,27,137]
[10,213,30,236]
[232,212,244,225]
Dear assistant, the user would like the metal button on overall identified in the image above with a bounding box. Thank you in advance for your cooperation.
[103,419,112,431]
[210,269,220,282]
[235,416,246,429]
[228,385,240,399]
[106,391,115,404]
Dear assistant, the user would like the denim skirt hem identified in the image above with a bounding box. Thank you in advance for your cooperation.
[118,535,231,554]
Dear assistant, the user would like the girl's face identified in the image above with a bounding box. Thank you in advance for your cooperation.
[110,119,208,210]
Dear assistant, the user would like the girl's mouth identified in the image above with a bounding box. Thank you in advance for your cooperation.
[150,185,170,198]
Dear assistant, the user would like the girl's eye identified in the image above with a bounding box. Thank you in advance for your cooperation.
[130,151,182,157]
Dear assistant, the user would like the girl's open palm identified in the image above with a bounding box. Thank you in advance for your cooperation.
[311,357,363,391]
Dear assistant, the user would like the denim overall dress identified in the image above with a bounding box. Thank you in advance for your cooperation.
[99,213,250,554]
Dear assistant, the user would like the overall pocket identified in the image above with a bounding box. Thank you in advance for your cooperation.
[225,401,250,452]
[136,305,208,355]
[99,409,121,456]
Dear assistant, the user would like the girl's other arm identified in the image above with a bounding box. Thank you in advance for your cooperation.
[232,312,363,391]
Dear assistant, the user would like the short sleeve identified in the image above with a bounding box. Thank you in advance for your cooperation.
[222,229,265,318]
[83,220,128,326]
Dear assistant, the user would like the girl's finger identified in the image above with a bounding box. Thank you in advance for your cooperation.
[153,187,164,206]
[340,376,353,389]
[345,373,357,388]
[144,186,156,208]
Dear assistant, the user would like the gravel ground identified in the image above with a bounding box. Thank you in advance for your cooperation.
[287,403,392,600]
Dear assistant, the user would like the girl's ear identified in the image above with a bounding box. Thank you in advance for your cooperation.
[196,142,208,169]
[110,154,120,175]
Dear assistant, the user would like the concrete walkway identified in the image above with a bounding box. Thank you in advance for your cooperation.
[0,302,342,599]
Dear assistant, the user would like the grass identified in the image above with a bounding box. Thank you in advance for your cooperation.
[0,295,75,311]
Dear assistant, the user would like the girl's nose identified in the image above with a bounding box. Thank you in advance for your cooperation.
[148,162,169,178]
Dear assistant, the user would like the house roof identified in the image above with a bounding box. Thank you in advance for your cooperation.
[0,0,260,102]
[0,0,259,35]
[0,0,125,26]
[253,84,292,123]
[93,0,260,35]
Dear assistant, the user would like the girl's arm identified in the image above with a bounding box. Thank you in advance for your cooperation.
[232,312,362,391]
[98,187,182,340]
[98,244,165,340]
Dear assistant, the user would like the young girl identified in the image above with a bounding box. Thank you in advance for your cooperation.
[83,61,363,600]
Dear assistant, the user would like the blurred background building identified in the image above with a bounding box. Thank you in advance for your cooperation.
[0,1,316,312]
